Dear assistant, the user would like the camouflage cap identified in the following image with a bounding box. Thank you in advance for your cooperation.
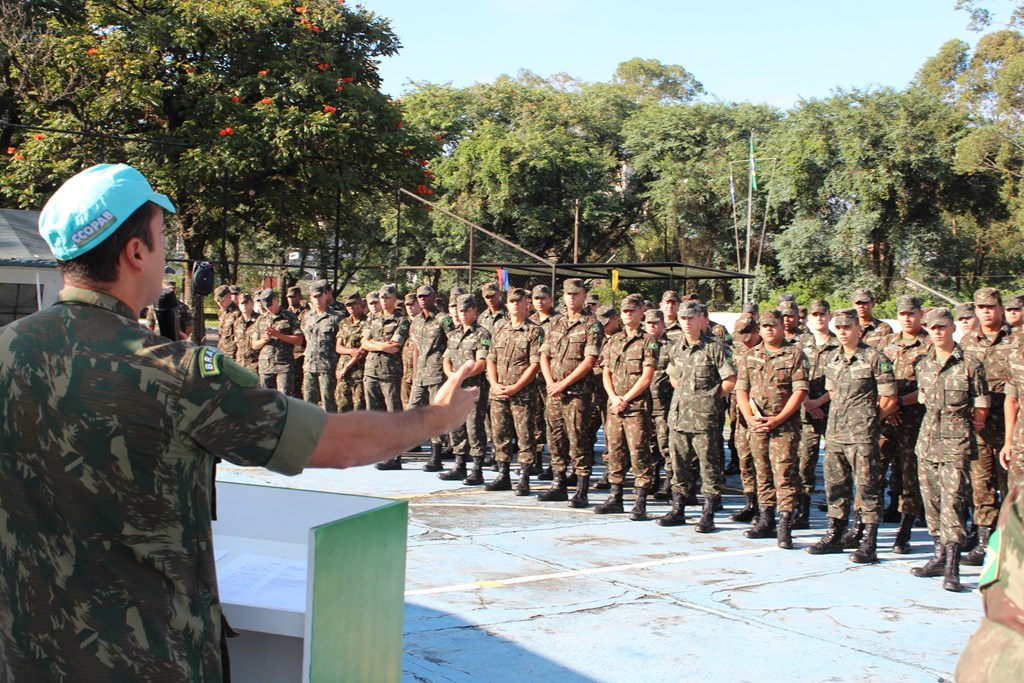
[286,285,302,297]
[366,291,380,304]
[378,283,398,298]
[974,287,1002,306]
[808,299,830,314]
[585,292,601,306]
[239,292,253,304]
[1006,294,1024,310]
[851,288,875,304]
[449,286,468,302]
[228,285,241,295]
[214,284,231,299]
[257,287,277,303]
[832,308,858,326]
[507,287,528,302]
[678,301,702,318]
[455,294,477,310]
[531,284,551,298]
[481,281,500,295]
[734,312,757,334]
[778,293,796,303]
[342,291,362,305]
[742,301,760,314]
[309,279,330,296]
[643,309,665,323]
[777,301,799,316]
[595,304,616,324]
[895,295,923,313]
[758,310,783,326]
[620,293,644,311]
[923,307,954,328]
[415,284,435,297]
[798,305,808,317]
[563,278,587,294]
[681,292,701,303]
[661,290,680,303]
[404,293,417,306]
[955,301,976,319]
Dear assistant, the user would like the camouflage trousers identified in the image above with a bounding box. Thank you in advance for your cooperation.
[545,392,594,476]
[531,382,549,458]
[735,421,755,494]
[918,457,969,545]
[449,381,487,459]
[749,428,799,512]
[972,405,1007,526]
[589,382,608,460]
[669,429,723,498]
[1009,448,1024,494]
[364,375,402,412]
[491,387,537,465]
[879,409,924,516]
[401,376,412,408]
[824,441,882,524]
[409,383,444,445]
[259,368,294,393]
[289,355,304,398]
[303,371,337,412]
[652,408,670,473]
[605,408,655,489]
[335,373,365,413]
[798,418,826,494]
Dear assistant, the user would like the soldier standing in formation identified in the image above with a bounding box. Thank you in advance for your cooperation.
[1002,339,1024,491]
[728,313,761,523]
[251,288,303,392]
[530,284,560,478]
[335,292,368,413]
[362,284,410,470]
[285,285,306,398]
[215,284,239,357]
[408,285,456,472]
[301,280,342,412]
[645,309,674,502]
[233,292,259,373]
[852,288,894,348]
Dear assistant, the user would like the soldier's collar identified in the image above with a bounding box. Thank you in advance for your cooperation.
[58,286,138,322]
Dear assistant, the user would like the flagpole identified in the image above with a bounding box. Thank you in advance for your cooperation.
[744,132,754,304]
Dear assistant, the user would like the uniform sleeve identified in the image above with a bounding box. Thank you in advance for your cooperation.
[791,349,810,393]
[391,318,410,345]
[734,353,750,392]
[971,359,992,409]
[177,347,327,476]
[872,349,897,397]
[475,330,491,361]
[643,339,659,368]
[584,321,603,357]
[529,326,543,365]
[713,342,737,380]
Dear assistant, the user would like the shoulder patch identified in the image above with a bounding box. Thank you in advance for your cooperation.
[880,361,894,374]
[481,337,491,347]
[199,346,223,378]
[648,341,659,351]
[591,323,602,334]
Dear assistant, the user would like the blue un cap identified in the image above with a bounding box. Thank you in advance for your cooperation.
[38,163,176,261]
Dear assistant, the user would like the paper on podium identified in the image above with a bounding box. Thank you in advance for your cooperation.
[218,553,309,612]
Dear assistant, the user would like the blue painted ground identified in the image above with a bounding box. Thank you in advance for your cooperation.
[218,434,980,683]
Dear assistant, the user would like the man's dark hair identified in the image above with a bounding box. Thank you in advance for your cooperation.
[57,201,158,283]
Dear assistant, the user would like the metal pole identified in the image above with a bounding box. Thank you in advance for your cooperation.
[468,223,474,288]
[744,134,754,304]
[220,172,229,280]
[394,187,401,281]
[333,188,341,291]
[573,198,580,264]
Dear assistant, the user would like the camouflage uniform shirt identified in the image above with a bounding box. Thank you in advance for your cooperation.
[797,331,841,421]
[861,317,894,348]
[410,308,455,386]
[478,307,508,336]
[540,310,603,394]
[915,344,990,462]
[336,314,367,381]
[823,342,897,444]
[735,341,811,432]
[253,309,301,374]
[0,288,325,681]
[444,322,491,386]
[362,311,410,380]
[603,328,660,413]
[301,309,342,374]
[960,323,1018,396]
[665,336,736,433]
[233,313,260,371]
[489,318,543,388]
[217,302,240,356]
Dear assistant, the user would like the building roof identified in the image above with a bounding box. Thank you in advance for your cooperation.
[0,208,55,268]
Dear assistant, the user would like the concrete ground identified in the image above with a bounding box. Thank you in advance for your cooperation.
[218,438,982,683]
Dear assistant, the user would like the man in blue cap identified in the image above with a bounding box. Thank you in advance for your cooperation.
[0,164,477,680]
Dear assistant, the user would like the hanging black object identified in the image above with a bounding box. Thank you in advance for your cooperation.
[192,261,215,296]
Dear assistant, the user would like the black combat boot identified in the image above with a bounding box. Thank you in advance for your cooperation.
[745,506,777,539]
[911,537,947,577]
[569,475,591,508]
[375,456,402,470]
[647,469,662,496]
[438,456,467,481]
[566,471,579,487]
[530,453,543,476]
[539,465,554,481]
[654,475,673,502]
[849,523,879,564]
[595,484,624,514]
[962,525,992,566]
[515,466,531,496]
[485,461,512,491]
[777,510,794,549]
[806,518,848,555]
[594,471,611,490]
[629,489,648,521]
[657,490,686,526]
[695,496,717,534]
[685,483,699,506]
[882,490,900,524]
[422,442,444,472]
[891,513,915,554]
[841,510,864,549]
[730,493,759,523]
[792,494,811,530]
[537,470,569,502]
[462,457,484,485]
[943,543,962,592]
[724,456,740,476]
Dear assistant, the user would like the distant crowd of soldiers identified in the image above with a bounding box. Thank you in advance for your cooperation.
[211,277,1024,594]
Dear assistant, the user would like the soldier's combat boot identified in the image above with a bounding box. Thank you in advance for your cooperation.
[654,475,673,502]
[530,453,543,476]
[730,493,759,523]
[806,518,848,555]
[656,490,686,527]
[891,512,915,554]
[375,456,402,470]
[595,484,624,514]
[422,442,444,472]
[685,483,699,506]
[882,490,900,524]
[569,475,591,508]
[438,456,467,481]
[911,537,947,577]
[777,510,794,549]
[849,523,879,564]
[648,469,662,496]
[793,494,811,530]
[537,470,569,502]
[724,456,740,476]
[943,543,962,592]
[629,488,648,521]
[485,461,512,491]
[841,510,864,549]
[462,457,485,486]
[744,506,776,539]
[566,471,579,487]
[515,466,531,496]
[962,525,992,566]
[594,471,611,490]
[695,496,717,533]
[539,465,554,481]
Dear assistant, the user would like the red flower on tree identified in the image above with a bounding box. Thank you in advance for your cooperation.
[5,147,15,155]
[295,5,307,12]
[312,25,321,32]
[336,86,344,91]
[417,185,427,194]
[33,134,45,140]
[323,105,336,114]
[420,160,428,167]
[259,69,269,76]
[317,63,329,71]
[423,170,431,178]
[13,154,24,161]
[394,121,403,129]
[87,47,98,55]
[341,77,354,83]
[218,128,235,136]
[232,95,241,103]
[258,97,273,105]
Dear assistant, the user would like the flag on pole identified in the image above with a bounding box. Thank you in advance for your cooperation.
[496,268,509,291]
[749,133,757,192]
[729,172,736,205]
[611,268,619,292]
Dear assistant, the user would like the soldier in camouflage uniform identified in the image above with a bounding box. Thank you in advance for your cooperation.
[735,310,810,549]
[806,309,896,563]
[285,285,307,398]
[877,295,931,553]
[251,288,303,392]
[478,281,508,335]
[645,309,675,501]
[658,301,736,530]
[408,285,457,471]
[911,307,990,591]
[401,292,420,409]
[215,283,240,356]
[778,300,802,343]
[660,290,683,343]
[728,313,762,523]
[960,287,1019,565]
[851,288,893,348]
[486,288,544,495]
[1005,293,1024,335]
[301,280,342,412]
[530,284,561,478]
[795,300,840,529]
[591,304,619,490]
[362,283,411,469]
[538,278,603,507]
[233,292,260,372]
[956,483,1024,679]
[1001,344,1024,493]
[594,294,659,520]
[335,292,368,413]
[956,301,978,339]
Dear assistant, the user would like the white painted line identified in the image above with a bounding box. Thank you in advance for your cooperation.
[405,545,779,596]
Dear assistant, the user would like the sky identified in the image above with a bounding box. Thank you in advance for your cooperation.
[370,0,994,109]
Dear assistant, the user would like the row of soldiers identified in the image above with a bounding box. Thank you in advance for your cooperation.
[210,277,1024,593]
